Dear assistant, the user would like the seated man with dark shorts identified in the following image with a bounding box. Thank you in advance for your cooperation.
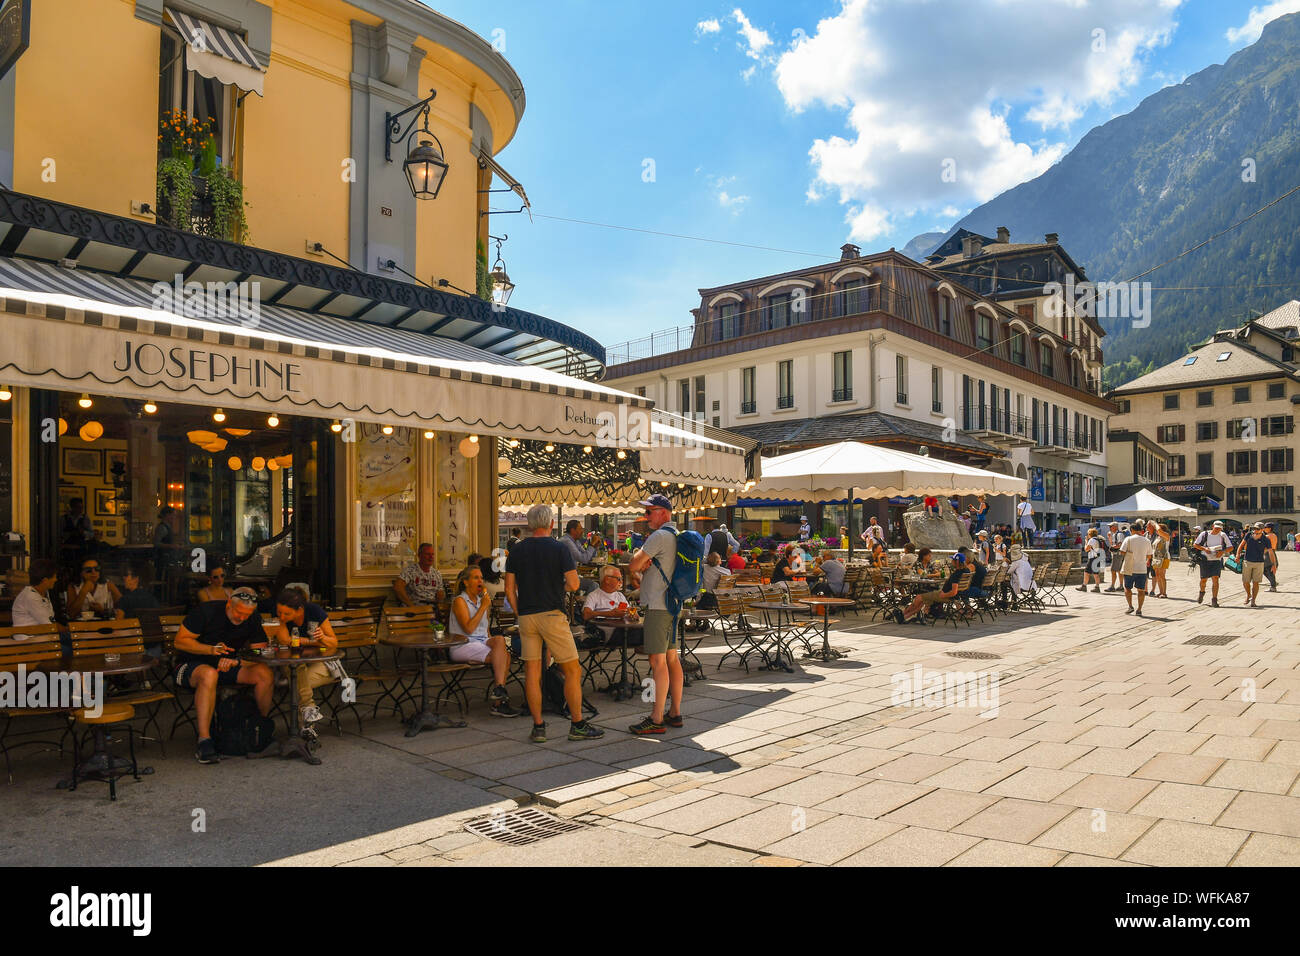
[172,588,274,764]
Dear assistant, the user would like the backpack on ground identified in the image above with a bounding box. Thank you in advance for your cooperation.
[213,693,276,756]
[541,663,598,719]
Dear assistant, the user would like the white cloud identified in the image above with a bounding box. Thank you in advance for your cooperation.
[718,191,750,212]
[765,0,1182,242]
[732,8,773,60]
[695,18,721,35]
[940,206,961,219]
[740,64,757,83]
[1226,0,1300,44]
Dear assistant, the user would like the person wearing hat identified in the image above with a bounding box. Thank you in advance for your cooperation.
[1007,544,1036,600]
[974,529,993,567]
[897,552,969,622]
[627,494,686,735]
[172,588,275,764]
[798,515,812,543]
[706,523,738,560]
[1193,520,1232,606]
[1236,523,1276,608]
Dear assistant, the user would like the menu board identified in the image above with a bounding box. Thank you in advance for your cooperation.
[436,433,473,567]
[356,425,417,571]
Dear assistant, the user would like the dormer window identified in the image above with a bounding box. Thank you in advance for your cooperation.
[1012,333,1026,367]
[767,292,792,329]
[718,302,740,340]
[838,278,866,317]
[976,312,993,350]
[1040,342,1054,376]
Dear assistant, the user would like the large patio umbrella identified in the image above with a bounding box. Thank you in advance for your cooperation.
[1090,489,1197,520]
[744,441,1025,557]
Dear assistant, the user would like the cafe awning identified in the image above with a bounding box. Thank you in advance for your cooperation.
[165,8,266,96]
[0,258,741,480]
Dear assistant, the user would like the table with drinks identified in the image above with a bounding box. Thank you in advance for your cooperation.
[239,645,343,764]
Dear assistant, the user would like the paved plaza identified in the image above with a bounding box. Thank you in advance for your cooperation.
[5,554,1298,867]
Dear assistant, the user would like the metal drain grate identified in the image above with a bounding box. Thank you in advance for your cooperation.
[1183,634,1238,646]
[464,807,589,847]
[945,650,1002,660]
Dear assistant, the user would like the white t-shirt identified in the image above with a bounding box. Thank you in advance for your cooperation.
[1084,537,1103,570]
[1119,534,1152,575]
[11,586,55,628]
[583,587,630,638]
[1009,559,1035,593]
[861,524,885,544]
[1196,531,1231,559]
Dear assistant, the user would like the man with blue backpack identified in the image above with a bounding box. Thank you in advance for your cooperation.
[626,494,704,735]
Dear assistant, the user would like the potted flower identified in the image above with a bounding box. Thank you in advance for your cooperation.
[156,109,248,243]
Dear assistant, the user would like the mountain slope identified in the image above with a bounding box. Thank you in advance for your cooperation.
[945,12,1300,389]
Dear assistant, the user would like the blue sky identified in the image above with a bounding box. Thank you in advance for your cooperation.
[420,0,1299,353]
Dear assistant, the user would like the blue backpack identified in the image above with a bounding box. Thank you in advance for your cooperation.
[651,528,706,640]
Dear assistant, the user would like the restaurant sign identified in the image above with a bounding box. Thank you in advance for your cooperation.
[0,0,29,82]
[1157,483,1205,494]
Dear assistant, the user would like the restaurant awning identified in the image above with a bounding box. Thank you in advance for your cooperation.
[0,258,739,480]
[165,8,266,96]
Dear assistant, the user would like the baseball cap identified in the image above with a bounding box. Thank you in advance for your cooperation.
[952,553,966,564]
[1252,522,1265,529]
[638,494,673,511]
[1212,520,1224,528]
[231,587,259,607]
[977,529,989,537]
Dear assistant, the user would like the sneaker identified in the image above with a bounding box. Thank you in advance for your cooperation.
[301,704,323,725]
[1125,607,1134,615]
[568,720,606,741]
[1092,586,1101,593]
[195,738,220,764]
[489,684,509,702]
[1075,586,1088,592]
[529,722,547,743]
[301,725,319,743]
[663,713,684,728]
[628,716,666,735]
[1250,600,1258,608]
[1268,585,1277,592]
[1135,609,1143,617]
[491,701,521,718]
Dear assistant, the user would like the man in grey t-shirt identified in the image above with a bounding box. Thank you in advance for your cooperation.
[627,494,684,735]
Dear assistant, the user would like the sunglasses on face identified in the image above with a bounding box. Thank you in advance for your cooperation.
[82,567,100,573]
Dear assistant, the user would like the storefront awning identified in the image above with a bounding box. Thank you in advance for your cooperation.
[165,8,266,96]
[0,258,740,483]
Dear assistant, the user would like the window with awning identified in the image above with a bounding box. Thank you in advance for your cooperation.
[164,8,265,96]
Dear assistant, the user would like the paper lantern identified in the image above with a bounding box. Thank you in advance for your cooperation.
[458,437,481,458]
[497,456,511,475]
[78,421,104,442]
[223,428,252,437]
[227,456,243,471]
[251,457,267,471]
[58,418,68,435]
[266,459,280,472]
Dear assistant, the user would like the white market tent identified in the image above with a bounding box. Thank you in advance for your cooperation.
[745,441,1026,500]
[1090,489,1197,520]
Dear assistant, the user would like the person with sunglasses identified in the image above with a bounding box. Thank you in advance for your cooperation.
[66,558,121,620]
[626,494,685,735]
[197,565,233,603]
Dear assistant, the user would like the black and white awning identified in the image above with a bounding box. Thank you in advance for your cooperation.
[165,8,265,96]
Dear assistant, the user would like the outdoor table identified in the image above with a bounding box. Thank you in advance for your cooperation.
[600,616,643,702]
[239,647,343,764]
[748,601,808,673]
[45,653,156,786]
[679,609,715,683]
[796,597,857,661]
[378,633,469,737]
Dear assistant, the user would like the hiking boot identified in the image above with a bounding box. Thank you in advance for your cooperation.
[663,713,684,728]
[628,716,665,735]
[1197,592,1204,604]
[1092,586,1101,593]
[1135,609,1143,617]
[301,704,323,725]
[489,683,509,702]
[1075,586,1088,592]
[568,720,605,741]
[529,722,547,743]
[491,701,521,718]
[195,738,220,764]
[1211,598,1219,607]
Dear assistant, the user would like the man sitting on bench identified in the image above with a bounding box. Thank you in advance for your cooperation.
[172,588,274,764]
[898,554,969,622]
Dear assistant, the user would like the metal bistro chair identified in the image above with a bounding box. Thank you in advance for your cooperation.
[321,607,379,734]
[69,619,175,755]
[378,605,471,718]
[712,594,772,673]
[0,624,68,783]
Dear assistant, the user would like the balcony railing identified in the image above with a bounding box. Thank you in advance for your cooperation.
[959,404,1102,454]
[832,387,853,402]
[777,395,794,409]
[740,400,756,415]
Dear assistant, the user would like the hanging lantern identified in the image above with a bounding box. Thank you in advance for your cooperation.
[266,459,280,472]
[223,428,252,437]
[78,393,93,409]
[143,401,158,414]
[488,236,515,308]
[251,456,267,471]
[227,456,242,471]
[58,418,67,436]
[213,408,226,423]
[459,437,481,458]
[78,421,104,442]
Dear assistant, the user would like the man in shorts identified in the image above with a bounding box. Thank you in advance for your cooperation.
[1236,523,1276,609]
[505,504,604,743]
[1263,523,1280,592]
[1194,520,1232,607]
[172,588,274,764]
[1104,521,1124,591]
[1118,524,1152,617]
[627,494,686,735]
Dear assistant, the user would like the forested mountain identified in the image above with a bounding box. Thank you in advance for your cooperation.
[911,12,1300,389]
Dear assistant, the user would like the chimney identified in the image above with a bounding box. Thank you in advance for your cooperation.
[839,242,861,261]
[962,236,982,258]
[1044,232,1059,244]
[996,226,1010,243]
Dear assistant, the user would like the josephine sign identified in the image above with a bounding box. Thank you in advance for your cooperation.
[112,340,302,393]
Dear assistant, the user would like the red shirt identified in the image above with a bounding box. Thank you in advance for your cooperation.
[727,553,747,571]
[924,496,938,508]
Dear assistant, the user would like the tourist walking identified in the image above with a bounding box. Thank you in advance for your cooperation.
[1118,525,1152,617]
[1236,523,1276,608]
[627,494,685,735]
[1078,528,1104,593]
[1151,523,1171,598]
[1194,520,1232,607]
[1016,496,1036,546]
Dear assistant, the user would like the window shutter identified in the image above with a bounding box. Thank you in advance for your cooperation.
[1250,450,1258,473]
[1287,448,1295,472]
[1261,451,1270,473]
[1227,453,1235,475]
[1250,487,1258,510]
[1288,487,1295,510]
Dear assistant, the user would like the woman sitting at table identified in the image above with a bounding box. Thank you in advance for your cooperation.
[771,546,794,584]
[66,557,121,619]
[915,548,939,576]
[867,540,888,567]
[789,544,807,576]
[898,543,918,568]
[197,565,233,604]
[701,551,731,597]
[449,565,519,718]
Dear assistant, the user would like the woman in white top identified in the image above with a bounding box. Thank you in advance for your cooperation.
[1077,528,1104,593]
[66,557,121,619]
[448,565,517,716]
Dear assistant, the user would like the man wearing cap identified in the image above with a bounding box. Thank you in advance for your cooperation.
[172,589,275,764]
[1236,524,1276,608]
[505,504,604,743]
[627,494,685,735]
[898,553,970,622]
[1118,521,1153,617]
[798,516,812,542]
[974,529,993,567]
[1194,520,1232,606]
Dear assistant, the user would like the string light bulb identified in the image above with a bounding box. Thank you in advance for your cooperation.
[143,401,157,414]
[330,420,343,433]
[616,449,626,459]
[424,430,435,440]
[267,414,280,428]
[213,408,226,423]
[0,385,12,401]
[78,393,93,409]
[381,424,394,435]
[544,442,555,453]
[583,445,592,453]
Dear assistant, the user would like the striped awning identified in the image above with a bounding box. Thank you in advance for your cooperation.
[165,8,265,96]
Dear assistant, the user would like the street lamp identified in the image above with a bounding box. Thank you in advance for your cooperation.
[488,235,514,308]
[386,88,449,201]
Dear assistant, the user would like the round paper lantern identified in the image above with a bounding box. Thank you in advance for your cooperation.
[227,456,243,471]
[251,456,267,471]
[266,459,280,472]
[78,420,104,442]
[58,418,68,436]
[459,437,481,458]
[497,456,511,475]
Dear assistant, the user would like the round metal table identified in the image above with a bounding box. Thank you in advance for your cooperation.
[796,597,857,661]
[44,653,157,788]
[239,647,343,764]
[747,602,807,672]
[378,633,469,736]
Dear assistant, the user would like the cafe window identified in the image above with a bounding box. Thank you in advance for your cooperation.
[356,425,417,571]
